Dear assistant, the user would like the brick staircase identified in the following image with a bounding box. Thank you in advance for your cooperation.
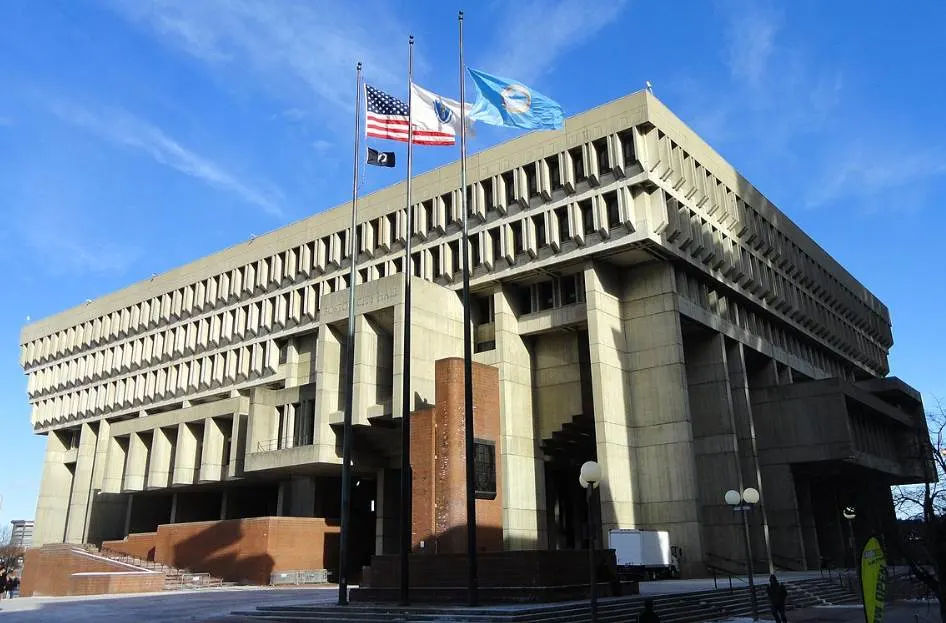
[80,544,229,591]
[231,577,860,622]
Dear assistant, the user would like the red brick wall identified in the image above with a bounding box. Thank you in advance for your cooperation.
[153,517,339,585]
[411,358,503,554]
[102,532,158,561]
[21,545,162,597]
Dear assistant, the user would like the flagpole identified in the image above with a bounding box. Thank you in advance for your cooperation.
[338,60,363,607]
[398,34,416,607]
[458,9,479,608]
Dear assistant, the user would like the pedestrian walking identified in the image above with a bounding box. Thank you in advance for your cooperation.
[638,597,660,623]
[766,574,788,623]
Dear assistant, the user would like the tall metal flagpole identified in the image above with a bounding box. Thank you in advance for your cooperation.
[398,34,416,607]
[338,60,363,607]
[458,10,479,608]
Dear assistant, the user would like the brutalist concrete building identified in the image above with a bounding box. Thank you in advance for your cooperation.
[19,90,927,579]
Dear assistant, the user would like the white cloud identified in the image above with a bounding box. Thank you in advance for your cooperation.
[806,143,946,210]
[49,101,284,217]
[478,0,629,84]
[107,0,416,122]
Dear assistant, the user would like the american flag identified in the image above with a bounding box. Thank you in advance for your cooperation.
[365,84,455,146]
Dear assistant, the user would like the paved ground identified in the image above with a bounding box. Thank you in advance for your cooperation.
[0,586,337,622]
[722,602,940,622]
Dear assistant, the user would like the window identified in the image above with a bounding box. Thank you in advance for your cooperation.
[430,246,441,278]
[441,193,454,223]
[535,215,547,248]
[618,129,635,165]
[603,190,620,228]
[483,179,494,211]
[555,206,570,241]
[501,170,515,205]
[422,200,433,232]
[512,221,524,255]
[579,199,595,234]
[561,273,584,305]
[536,281,555,311]
[593,138,609,174]
[470,233,481,267]
[547,155,562,190]
[473,439,497,500]
[569,146,586,182]
[412,252,422,277]
[526,166,538,198]
[472,295,494,325]
[490,228,502,261]
[516,285,532,314]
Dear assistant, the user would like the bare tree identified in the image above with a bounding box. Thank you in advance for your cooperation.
[890,400,946,619]
[0,526,23,570]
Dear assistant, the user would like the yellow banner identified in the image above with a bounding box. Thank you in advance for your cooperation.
[861,536,887,623]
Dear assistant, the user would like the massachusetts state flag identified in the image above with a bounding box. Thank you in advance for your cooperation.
[409,82,473,145]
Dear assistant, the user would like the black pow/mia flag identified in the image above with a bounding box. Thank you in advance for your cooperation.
[367,147,395,167]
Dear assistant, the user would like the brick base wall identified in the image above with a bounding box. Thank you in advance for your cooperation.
[102,532,158,561]
[21,545,163,597]
[153,516,339,585]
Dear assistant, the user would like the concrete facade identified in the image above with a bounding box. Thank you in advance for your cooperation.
[20,90,927,577]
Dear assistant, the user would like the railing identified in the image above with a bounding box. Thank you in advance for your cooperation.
[253,435,315,453]
[705,553,749,593]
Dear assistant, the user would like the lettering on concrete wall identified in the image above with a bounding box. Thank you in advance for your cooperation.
[321,278,401,320]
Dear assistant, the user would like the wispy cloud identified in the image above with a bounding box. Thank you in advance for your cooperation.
[478,0,629,84]
[806,143,946,210]
[107,0,416,124]
[49,101,284,217]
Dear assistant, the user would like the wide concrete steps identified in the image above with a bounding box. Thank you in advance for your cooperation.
[232,578,860,622]
[84,545,229,590]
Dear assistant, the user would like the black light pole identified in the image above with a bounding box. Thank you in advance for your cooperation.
[580,461,602,623]
[726,487,761,621]
[843,506,856,568]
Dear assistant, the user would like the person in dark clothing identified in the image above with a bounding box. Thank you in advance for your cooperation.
[766,574,788,623]
[638,598,660,623]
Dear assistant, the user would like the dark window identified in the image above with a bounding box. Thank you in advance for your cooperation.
[555,206,570,240]
[618,129,635,165]
[562,275,579,305]
[430,246,441,278]
[470,233,481,267]
[535,215,547,248]
[527,166,538,197]
[569,146,586,182]
[547,156,562,190]
[593,138,609,174]
[441,193,454,223]
[579,199,595,234]
[603,191,620,228]
[501,170,515,205]
[490,228,502,261]
[483,180,494,211]
[422,200,433,231]
[516,285,532,314]
[412,252,422,277]
[474,438,497,500]
[536,281,555,311]
[467,185,476,218]
[342,274,351,289]
[358,268,369,284]
[512,221,524,255]
[472,295,493,325]
[353,228,361,257]
[377,262,387,278]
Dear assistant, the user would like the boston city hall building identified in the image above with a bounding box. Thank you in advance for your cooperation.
[20,91,928,583]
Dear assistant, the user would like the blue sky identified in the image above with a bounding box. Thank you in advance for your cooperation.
[1,0,944,526]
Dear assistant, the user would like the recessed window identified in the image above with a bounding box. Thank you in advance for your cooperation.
[512,221,524,255]
[526,166,538,198]
[490,228,502,261]
[579,199,595,234]
[618,129,635,165]
[536,281,555,311]
[469,233,481,266]
[555,206,570,241]
[603,191,620,228]
[569,147,586,182]
[501,171,515,205]
[534,215,547,248]
[422,200,433,231]
[593,138,609,174]
[483,180,494,211]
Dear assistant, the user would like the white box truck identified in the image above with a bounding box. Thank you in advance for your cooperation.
[608,529,680,580]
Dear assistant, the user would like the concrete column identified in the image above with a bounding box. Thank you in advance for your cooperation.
[64,423,98,543]
[315,325,344,464]
[582,264,637,537]
[172,422,198,485]
[375,468,400,555]
[683,332,744,566]
[228,413,246,477]
[123,432,148,491]
[199,418,225,482]
[493,285,545,549]
[85,420,127,544]
[147,427,173,489]
[220,490,228,520]
[170,492,178,524]
[352,314,378,425]
[287,477,315,516]
[726,341,774,570]
[276,482,286,516]
[102,435,126,493]
[621,263,703,575]
[33,431,73,546]
[246,387,278,455]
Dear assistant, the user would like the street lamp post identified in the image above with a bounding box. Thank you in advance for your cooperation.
[842,506,856,568]
[580,461,603,623]
[725,487,761,621]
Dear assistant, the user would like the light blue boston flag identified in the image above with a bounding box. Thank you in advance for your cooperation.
[467,68,564,130]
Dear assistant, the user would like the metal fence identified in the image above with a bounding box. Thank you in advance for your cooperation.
[270,569,329,585]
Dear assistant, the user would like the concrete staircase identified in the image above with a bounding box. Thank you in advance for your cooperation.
[231,577,860,622]
[81,544,228,591]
